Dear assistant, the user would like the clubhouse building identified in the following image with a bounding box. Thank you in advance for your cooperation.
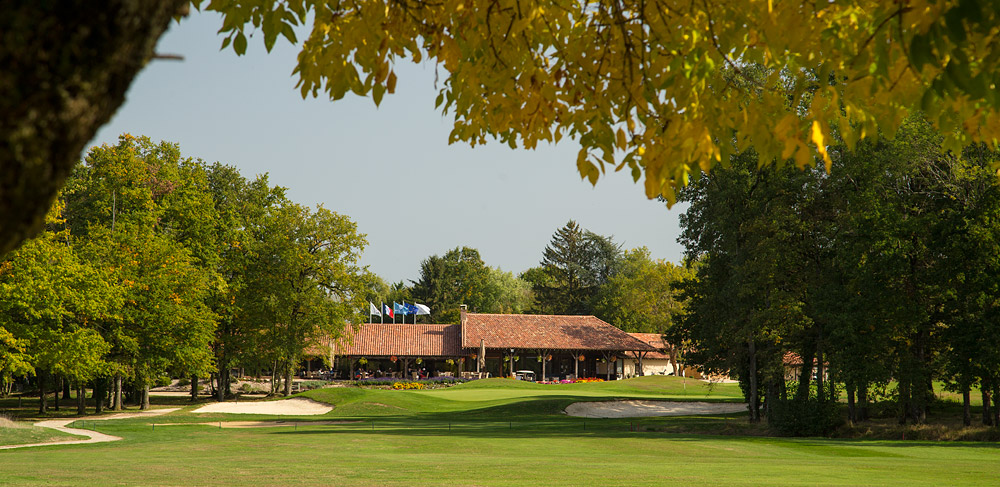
[314,305,661,381]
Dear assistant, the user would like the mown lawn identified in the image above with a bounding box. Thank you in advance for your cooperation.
[1,376,998,486]
[0,422,83,447]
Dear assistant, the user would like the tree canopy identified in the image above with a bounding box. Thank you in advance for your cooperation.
[206,0,1000,204]
[6,1,1000,256]
[676,117,1000,430]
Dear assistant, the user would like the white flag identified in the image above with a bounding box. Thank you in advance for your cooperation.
[414,303,431,315]
[369,301,381,317]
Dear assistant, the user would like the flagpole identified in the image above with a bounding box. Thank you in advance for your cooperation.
[380,302,384,324]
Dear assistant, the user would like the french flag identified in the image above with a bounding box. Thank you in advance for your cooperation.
[382,302,394,319]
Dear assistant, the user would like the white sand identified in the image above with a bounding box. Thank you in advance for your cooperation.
[191,397,332,415]
[565,400,745,418]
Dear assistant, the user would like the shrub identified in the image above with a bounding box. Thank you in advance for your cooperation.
[154,376,172,388]
[176,377,191,387]
[770,398,843,437]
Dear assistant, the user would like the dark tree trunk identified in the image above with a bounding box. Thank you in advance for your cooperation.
[62,377,71,400]
[858,383,869,422]
[764,380,777,423]
[37,369,47,414]
[283,362,293,397]
[54,376,61,411]
[795,346,815,402]
[815,349,825,403]
[217,367,229,401]
[748,339,760,423]
[983,389,993,426]
[0,1,191,255]
[847,385,856,424]
[898,379,910,425]
[140,384,150,410]
[77,383,86,415]
[94,378,105,414]
[190,374,198,401]
[993,384,1000,428]
[962,387,972,427]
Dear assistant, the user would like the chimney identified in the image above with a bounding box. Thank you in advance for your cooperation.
[460,304,468,326]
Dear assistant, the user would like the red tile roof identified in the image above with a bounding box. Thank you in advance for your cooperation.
[332,324,461,357]
[627,333,672,360]
[462,313,656,352]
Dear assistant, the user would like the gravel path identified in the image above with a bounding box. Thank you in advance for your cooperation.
[0,408,181,451]
[191,397,332,415]
[564,400,746,418]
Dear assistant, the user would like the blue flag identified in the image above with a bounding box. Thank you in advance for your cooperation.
[405,303,419,315]
[393,302,407,315]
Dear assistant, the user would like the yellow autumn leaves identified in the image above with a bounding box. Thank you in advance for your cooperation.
[208,0,1000,203]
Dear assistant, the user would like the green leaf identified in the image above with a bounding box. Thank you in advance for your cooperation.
[233,32,247,56]
[944,8,967,44]
[908,34,934,72]
[372,84,385,107]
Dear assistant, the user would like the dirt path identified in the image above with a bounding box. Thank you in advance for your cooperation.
[565,400,746,418]
[191,397,332,415]
[0,408,181,451]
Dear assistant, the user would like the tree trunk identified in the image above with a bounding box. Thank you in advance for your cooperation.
[0,1,192,256]
[94,378,105,414]
[795,346,815,402]
[37,369,47,414]
[77,383,86,415]
[54,376,61,411]
[898,378,910,425]
[217,367,229,402]
[113,374,123,411]
[847,385,856,424]
[764,379,777,423]
[815,349,825,403]
[748,338,760,423]
[858,383,869,422]
[668,346,678,377]
[993,384,1000,428]
[983,388,993,426]
[283,362,293,397]
[962,387,972,427]
[190,374,198,402]
[140,384,150,410]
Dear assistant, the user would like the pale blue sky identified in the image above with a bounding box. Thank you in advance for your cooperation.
[88,11,686,283]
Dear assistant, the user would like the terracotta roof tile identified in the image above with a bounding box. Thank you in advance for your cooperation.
[333,324,461,357]
[627,333,672,360]
[462,313,655,352]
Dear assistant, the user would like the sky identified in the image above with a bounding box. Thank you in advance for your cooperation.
[88,11,688,284]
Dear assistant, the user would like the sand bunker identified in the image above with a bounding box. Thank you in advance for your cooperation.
[192,397,332,415]
[565,400,746,418]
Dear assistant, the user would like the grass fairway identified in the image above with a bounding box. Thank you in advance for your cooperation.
[0,423,83,447]
[2,377,999,486]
